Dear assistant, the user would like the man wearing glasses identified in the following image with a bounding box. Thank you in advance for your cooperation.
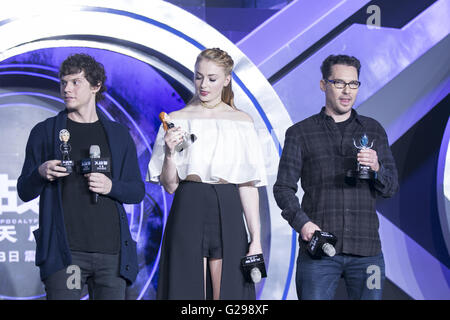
[273,54,398,299]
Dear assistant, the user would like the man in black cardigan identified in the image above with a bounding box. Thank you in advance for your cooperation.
[17,54,145,299]
[274,54,398,300]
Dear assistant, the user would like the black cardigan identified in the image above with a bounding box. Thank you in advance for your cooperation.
[17,109,145,283]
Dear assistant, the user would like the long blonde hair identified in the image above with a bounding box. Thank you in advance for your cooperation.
[195,48,236,109]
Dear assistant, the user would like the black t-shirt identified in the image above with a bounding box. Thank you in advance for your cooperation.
[335,112,355,137]
[61,118,120,254]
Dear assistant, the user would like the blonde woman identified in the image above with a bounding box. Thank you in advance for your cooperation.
[147,48,267,300]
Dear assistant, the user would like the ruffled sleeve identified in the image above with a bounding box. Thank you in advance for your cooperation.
[209,121,267,187]
[240,123,268,187]
[146,124,165,183]
[146,119,268,187]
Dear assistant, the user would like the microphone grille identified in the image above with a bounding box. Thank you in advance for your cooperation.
[250,267,262,283]
[322,243,336,257]
[89,145,101,158]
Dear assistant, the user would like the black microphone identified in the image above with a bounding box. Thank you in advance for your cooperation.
[80,146,111,204]
[89,145,100,204]
[307,230,337,258]
[241,254,267,283]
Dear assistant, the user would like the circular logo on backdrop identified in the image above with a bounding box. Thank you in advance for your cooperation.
[0,101,55,299]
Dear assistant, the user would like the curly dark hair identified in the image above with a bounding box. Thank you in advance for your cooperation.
[320,54,361,80]
[59,53,107,102]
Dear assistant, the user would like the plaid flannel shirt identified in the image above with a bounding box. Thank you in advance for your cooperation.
[273,107,398,256]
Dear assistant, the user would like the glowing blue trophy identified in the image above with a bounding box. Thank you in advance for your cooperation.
[346,133,376,180]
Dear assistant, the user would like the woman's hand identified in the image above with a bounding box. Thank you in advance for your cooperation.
[164,126,184,156]
[247,240,263,256]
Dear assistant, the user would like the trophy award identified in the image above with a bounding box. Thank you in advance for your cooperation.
[159,112,197,152]
[59,129,74,173]
[346,133,376,180]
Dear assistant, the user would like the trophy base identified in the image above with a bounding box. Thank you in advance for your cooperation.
[346,169,376,180]
[61,160,74,173]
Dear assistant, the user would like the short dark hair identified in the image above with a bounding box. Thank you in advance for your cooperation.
[59,53,107,102]
[320,54,361,80]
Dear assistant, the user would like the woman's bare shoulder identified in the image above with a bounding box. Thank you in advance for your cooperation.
[168,106,197,119]
[229,109,254,123]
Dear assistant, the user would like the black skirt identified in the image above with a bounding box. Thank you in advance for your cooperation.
[156,181,255,300]
[202,191,223,259]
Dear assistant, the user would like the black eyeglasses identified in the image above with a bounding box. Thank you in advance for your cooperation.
[324,79,361,89]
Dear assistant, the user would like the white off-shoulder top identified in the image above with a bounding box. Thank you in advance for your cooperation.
[146,118,267,187]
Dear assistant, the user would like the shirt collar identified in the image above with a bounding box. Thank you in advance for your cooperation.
[319,106,363,125]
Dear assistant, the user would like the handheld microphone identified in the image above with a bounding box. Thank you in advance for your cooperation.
[80,146,111,204]
[241,254,267,283]
[89,145,100,204]
[307,230,337,258]
[89,145,101,159]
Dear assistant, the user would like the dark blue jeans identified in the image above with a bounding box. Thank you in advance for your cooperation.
[43,251,126,300]
[296,251,385,300]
